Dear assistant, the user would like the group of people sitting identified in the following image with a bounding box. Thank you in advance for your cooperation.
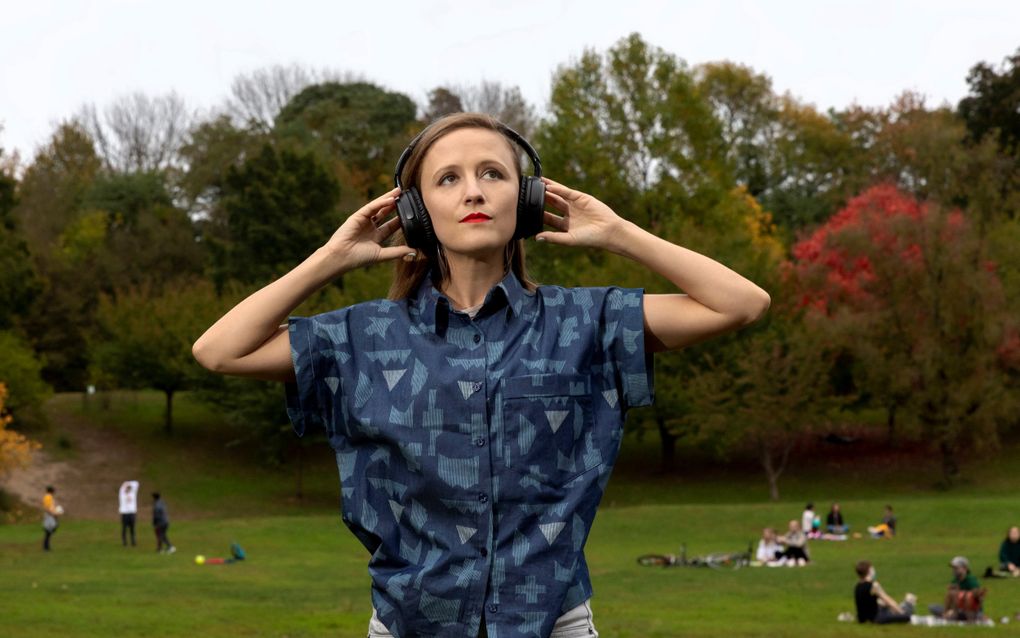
[797,502,897,541]
[853,525,1020,625]
[854,556,984,624]
[754,522,811,567]
[754,503,900,567]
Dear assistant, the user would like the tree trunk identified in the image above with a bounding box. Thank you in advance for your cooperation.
[657,416,677,473]
[164,389,174,436]
[939,438,959,486]
[761,446,781,501]
[886,403,897,446]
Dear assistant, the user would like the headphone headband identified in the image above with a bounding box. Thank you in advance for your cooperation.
[394,122,542,189]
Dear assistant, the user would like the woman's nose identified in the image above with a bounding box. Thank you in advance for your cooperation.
[463,177,485,203]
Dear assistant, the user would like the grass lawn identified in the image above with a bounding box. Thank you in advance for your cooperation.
[2,392,1019,636]
[3,501,1019,637]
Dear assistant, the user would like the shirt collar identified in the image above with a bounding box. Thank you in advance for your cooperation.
[413,269,531,334]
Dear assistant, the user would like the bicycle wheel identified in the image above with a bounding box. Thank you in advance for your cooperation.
[704,553,735,570]
[637,554,673,567]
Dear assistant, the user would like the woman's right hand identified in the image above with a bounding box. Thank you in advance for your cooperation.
[322,186,417,272]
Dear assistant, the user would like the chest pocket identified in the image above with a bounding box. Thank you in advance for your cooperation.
[501,373,598,488]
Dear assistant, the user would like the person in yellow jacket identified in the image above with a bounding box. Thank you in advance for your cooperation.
[42,485,63,551]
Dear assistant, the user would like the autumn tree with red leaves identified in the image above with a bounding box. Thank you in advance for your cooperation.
[791,184,1015,484]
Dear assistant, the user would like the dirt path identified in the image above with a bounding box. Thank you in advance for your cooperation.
[3,397,146,521]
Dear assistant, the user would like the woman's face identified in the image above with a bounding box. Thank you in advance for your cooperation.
[1009,526,1019,542]
[419,127,520,260]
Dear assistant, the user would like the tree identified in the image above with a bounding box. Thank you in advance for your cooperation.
[535,34,787,470]
[0,147,39,330]
[275,82,417,199]
[13,123,101,257]
[0,383,40,478]
[0,331,51,428]
[958,46,1020,156]
[538,33,730,234]
[91,281,218,435]
[210,143,340,288]
[80,171,204,292]
[685,308,845,501]
[177,115,269,221]
[77,92,192,173]
[13,124,102,389]
[791,185,1014,484]
[226,64,364,131]
[424,87,464,122]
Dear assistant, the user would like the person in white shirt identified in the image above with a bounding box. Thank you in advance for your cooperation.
[802,503,818,538]
[755,527,784,566]
[119,480,139,546]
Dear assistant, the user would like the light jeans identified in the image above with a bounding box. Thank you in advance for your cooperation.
[367,599,599,637]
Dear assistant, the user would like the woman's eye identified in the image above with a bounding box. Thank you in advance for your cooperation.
[482,168,503,180]
[439,174,456,185]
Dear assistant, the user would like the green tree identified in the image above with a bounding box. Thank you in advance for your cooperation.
[275,82,417,200]
[685,308,844,501]
[13,124,102,388]
[0,148,40,330]
[0,330,51,428]
[91,281,218,434]
[959,46,1020,156]
[535,34,784,470]
[210,143,340,288]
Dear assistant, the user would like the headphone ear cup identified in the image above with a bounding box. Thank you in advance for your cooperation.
[396,187,436,253]
[515,176,546,240]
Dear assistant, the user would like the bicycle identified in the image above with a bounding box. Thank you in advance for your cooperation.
[637,542,753,570]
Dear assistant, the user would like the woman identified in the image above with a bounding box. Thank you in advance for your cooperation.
[779,519,810,566]
[999,526,1020,577]
[193,113,770,638]
[756,527,784,565]
[826,502,848,535]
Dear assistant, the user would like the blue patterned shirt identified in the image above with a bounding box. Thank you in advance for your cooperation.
[286,271,653,638]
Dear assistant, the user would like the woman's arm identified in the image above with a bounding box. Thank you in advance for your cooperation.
[192,187,412,382]
[539,179,770,352]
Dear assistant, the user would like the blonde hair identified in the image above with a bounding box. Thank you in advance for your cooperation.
[387,112,538,300]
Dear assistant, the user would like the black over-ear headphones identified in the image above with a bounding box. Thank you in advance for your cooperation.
[393,123,545,254]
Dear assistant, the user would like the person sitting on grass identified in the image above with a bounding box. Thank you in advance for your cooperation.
[827,502,849,534]
[998,526,1020,577]
[928,556,985,621]
[853,560,915,624]
[867,505,896,538]
[755,527,784,566]
[779,519,809,566]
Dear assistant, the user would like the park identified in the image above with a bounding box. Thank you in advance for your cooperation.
[2,13,1020,638]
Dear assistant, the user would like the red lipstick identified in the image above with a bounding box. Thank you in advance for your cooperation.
[460,212,492,223]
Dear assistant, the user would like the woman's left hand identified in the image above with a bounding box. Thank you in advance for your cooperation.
[537,178,629,251]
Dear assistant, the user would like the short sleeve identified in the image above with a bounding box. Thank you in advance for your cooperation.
[599,287,654,409]
[284,311,351,437]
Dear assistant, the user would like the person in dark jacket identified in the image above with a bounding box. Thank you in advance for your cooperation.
[152,492,175,554]
[827,502,849,534]
[999,526,1020,577]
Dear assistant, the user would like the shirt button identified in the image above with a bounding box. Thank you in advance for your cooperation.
[487,603,498,613]
[473,334,481,343]
[480,548,488,557]
[474,437,485,447]
[472,381,482,393]
[478,493,489,503]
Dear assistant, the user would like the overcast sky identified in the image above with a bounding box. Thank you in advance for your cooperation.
[2,0,1019,160]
